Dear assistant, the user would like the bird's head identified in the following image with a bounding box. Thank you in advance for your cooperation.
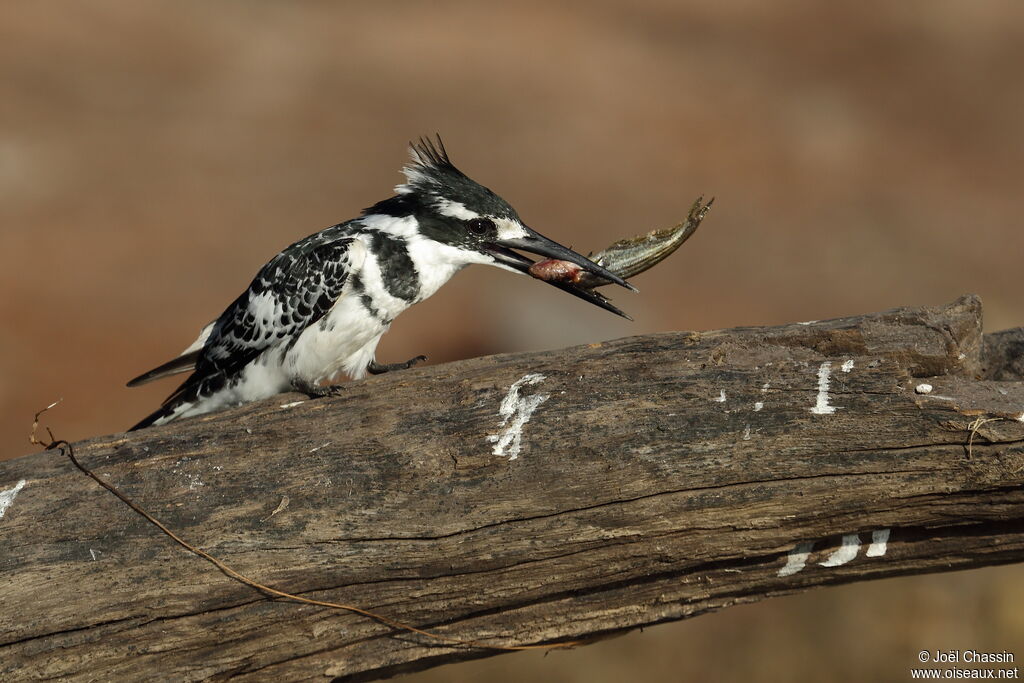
[374,136,635,317]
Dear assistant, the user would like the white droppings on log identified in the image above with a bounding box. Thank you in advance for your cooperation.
[714,390,727,403]
[841,360,854,372]
[810,361,838,414]
[916,383,933,394]
[0,479,27,520]
[820,533,861,566]
[487,373,550,460]
[780,528,892,576]
[742,425,751,440]
[778,541,815,576]
[172,458,205,491]
[755,383,769,411]
[280,401,305,409]
[865,528,891,557]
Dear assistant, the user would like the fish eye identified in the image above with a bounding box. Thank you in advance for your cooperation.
[467,217,496,236]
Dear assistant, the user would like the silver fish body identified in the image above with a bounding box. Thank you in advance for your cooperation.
[575,196,714,289]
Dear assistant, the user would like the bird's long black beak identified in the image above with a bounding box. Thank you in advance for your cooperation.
[484,227,637,319]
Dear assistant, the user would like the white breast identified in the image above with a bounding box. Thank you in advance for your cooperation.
[286,293,389,382]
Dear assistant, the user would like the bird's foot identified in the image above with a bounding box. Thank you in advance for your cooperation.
[291,379,344,399]
[367,354,428,375]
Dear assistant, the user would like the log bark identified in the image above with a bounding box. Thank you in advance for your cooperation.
[2,294,1023,681]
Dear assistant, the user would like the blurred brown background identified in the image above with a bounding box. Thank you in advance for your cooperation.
[2,1,1022,680]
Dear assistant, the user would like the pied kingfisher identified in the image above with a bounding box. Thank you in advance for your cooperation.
[127,137,634,430]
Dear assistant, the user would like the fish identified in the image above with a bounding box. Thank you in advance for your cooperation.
[528,196,714,292]
[527,258,587,284]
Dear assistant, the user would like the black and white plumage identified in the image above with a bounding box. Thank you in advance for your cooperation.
[128,138,634,430]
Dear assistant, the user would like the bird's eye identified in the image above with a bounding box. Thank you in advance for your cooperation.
[467,218,496,236]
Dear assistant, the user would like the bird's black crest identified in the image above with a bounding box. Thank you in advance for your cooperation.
[395,135,521,220]
[399,135,468,193]
[410,135,455,171]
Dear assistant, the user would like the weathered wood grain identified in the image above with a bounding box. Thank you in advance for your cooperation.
[2,294,1023,681]
[984,327,1024,381]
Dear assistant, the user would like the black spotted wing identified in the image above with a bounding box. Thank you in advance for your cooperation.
[160,235,359,407]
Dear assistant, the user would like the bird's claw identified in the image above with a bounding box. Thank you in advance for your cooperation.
[291,379,344,399]
[367,354,428,375]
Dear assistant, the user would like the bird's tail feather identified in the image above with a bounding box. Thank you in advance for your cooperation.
[128,405,174,432]
[128,377,199,432]
[127,350,200,387]
[128,399,196,431]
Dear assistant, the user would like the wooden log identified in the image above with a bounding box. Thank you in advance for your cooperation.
[1,294,1023,681]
